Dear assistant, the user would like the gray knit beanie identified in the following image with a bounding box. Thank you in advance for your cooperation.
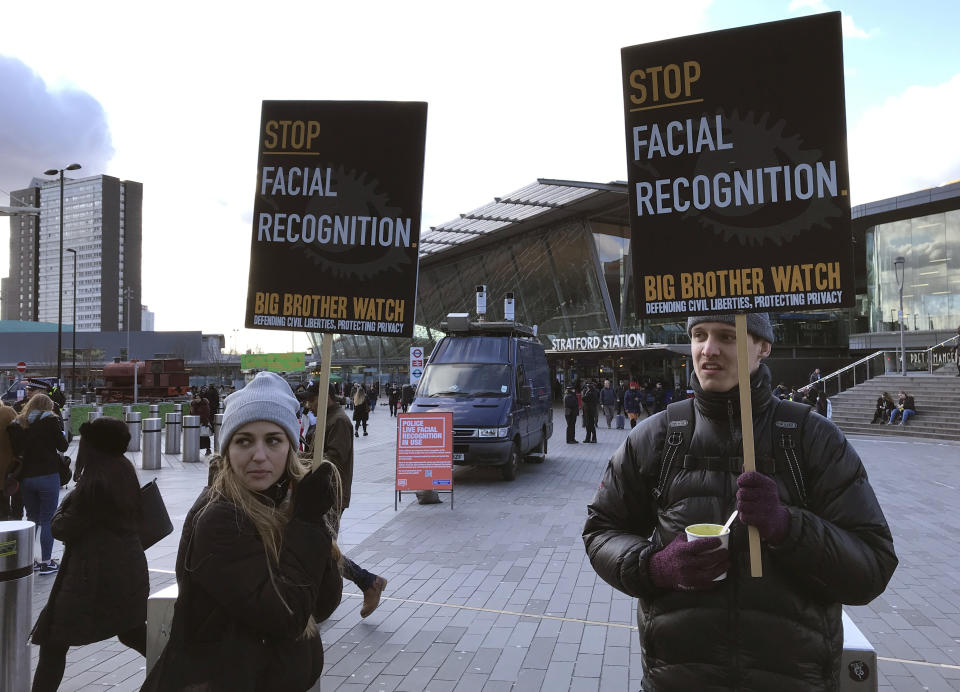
[219,371,300,450]
[687,313,775,343]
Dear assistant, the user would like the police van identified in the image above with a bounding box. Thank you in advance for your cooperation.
[409,314,553,481]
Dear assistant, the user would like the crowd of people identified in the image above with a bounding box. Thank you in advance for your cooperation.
[562,378,676,443]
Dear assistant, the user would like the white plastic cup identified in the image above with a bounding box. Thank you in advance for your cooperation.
[685,523,730,581]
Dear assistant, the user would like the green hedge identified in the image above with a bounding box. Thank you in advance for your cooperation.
[66,401,190,436]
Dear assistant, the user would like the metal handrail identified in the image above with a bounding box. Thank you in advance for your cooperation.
[799,351,885,396]
[924,334,959,374]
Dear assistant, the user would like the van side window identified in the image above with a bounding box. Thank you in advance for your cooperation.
[516,365,526,394]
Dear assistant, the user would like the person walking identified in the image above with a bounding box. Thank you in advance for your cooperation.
[10,394,67,574]
[652,381,668,413]
[142,371,343,692]
[190,391,212,455]
[388,384,400,417]
[301,381,388,618]
[583,313,897,692]
[622,381,644,429]
[0,401,18,519]
[582,381,599,443]
[30,417,149,692]
[599,379,617,428]
[401,383,415,413]
[563,386,580,444]
[353,385,370,437]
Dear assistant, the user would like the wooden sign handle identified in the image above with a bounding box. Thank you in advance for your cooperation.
[735,314,763,578]
[310,333,334,471]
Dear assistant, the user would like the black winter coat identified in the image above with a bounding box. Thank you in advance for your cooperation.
[32,488,149,646]
[583,365,897,692]
[17,412,68,479]
[142,466,343,692]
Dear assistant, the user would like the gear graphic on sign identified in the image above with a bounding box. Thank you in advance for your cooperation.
[273,165,415,281]
[688,109,846,247]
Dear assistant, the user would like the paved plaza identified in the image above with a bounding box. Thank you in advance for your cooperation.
[22,402,960,691]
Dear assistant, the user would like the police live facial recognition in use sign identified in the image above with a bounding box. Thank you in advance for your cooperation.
[396,412,453,492]
[245,101,427,337]
[622,12,854,318]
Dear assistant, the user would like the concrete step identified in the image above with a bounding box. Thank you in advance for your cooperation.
[839,422,960,442]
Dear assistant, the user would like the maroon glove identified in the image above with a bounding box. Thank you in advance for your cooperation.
[737,471,790,544]
[648,534,729,591]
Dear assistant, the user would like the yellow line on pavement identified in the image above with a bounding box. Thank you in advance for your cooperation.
[342,591,638,630]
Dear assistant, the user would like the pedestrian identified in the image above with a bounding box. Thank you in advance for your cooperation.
[773,381,787,399]
[190,391,212,455]
[367,384,377,414]
[653,381,667,413]
[388,384,400,417]
[301,381,389,618]
[353,385,369,437]
[9,393,67,574]
[816,390,829,417]
[13,378,54,413]
[563,386,579,444]
[871,391,896,424]
[583,313,897,691]
[622,381,643,428]
[401,383,414,413]
[582,381,599,443]
[204,383,220,417]
[889,390,918,425]
[142,371,343,692]
[599,379,617,428]
[30,417,149,692]
[0,401,18,519]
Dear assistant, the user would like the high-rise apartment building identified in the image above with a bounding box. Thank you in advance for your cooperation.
[1,174,142,332]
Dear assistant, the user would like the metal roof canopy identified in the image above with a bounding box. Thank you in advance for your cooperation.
[420,179,628,261]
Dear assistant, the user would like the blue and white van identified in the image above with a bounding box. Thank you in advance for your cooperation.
[409,316,553,481]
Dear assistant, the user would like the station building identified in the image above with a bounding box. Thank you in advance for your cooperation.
[311,178,960,392]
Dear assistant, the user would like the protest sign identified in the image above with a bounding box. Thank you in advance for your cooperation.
[245,100,427,337]
[622,12,853,319]
[396,412,453,508]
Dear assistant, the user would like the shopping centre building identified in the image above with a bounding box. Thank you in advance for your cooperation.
[311,178,960,392]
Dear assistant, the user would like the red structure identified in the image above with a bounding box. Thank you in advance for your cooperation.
[96,359,190,401]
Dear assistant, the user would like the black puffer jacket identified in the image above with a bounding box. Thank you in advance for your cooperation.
[32,484,148,646]
[583,365,897,692]
[17,411,68,479]
[142,464,343,692]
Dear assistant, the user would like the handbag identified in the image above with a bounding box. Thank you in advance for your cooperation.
[57,455,72,486]
[199,424,213,437]
[140,479,174,550]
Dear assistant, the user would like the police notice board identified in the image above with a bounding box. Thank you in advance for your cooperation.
[245,100,427,337]
[622,12,854,319]
[396,412,453,499]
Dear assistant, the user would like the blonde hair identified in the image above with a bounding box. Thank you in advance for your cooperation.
[206,444,343,639]
[17,393,55,428]
[353,386,366,407]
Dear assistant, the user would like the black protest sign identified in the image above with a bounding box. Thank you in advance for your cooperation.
[622,12,853,319]
[245,100,427,337]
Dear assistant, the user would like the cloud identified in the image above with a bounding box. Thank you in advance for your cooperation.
[0,55,114,201]
[787,0,871,39]
[848,73,960,204]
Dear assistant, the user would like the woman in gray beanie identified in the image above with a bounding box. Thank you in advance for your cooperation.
[142,371,343,692]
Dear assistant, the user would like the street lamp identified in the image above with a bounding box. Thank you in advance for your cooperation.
[894,255,906,376]
[67,248,77,399]
[43,163,82,385]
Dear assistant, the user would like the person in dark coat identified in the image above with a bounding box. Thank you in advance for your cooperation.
[190,392,212,455]
[352,385,370,436]
[0,401,17,519]
[583,313,897,692]
[31,417,149,692]
[581,382,599,443]
[388,385,400,416]
[871,391,896,424]
[142,371,342,692]
[204,384,220,418]
[563,386,580,444]
[652,381,667,413]
[10,393,68,573]
[622,381,644,428]
[401,383,415,413]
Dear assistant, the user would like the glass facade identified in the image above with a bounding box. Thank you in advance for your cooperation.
[865,210,960,332]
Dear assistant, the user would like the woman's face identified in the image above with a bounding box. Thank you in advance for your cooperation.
[227,421,290,492]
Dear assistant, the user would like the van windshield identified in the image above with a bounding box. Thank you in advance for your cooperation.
[419,363,512,398]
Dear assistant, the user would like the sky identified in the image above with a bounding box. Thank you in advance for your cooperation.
[1,0,958,355]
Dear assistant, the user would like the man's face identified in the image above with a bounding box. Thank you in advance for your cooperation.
[690,322,771,392]
[604,380,611,388]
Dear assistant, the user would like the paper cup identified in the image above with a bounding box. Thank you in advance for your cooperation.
[685,523,730,581]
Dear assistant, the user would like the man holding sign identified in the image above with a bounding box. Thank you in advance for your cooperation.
[583,313,897,690]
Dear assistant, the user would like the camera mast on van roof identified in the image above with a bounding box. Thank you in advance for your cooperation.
[442,313,537,339]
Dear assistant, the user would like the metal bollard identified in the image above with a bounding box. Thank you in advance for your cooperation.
[142,418,162,470]
[123,405,133,417]
[213,413,224,453]
[182,415,200,462]
[0,520,35,692]
[165,412,182,454]
[126,411,142,452]
[149,404,159,419]
[62,406,71,433]
[87,408,101,423]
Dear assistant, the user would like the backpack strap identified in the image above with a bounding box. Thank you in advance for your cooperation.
[773,399,812,508]
[654,398,695,504]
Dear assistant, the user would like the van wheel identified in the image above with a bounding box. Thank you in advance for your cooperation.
[501,442,520,481]
[527,430,547,463]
